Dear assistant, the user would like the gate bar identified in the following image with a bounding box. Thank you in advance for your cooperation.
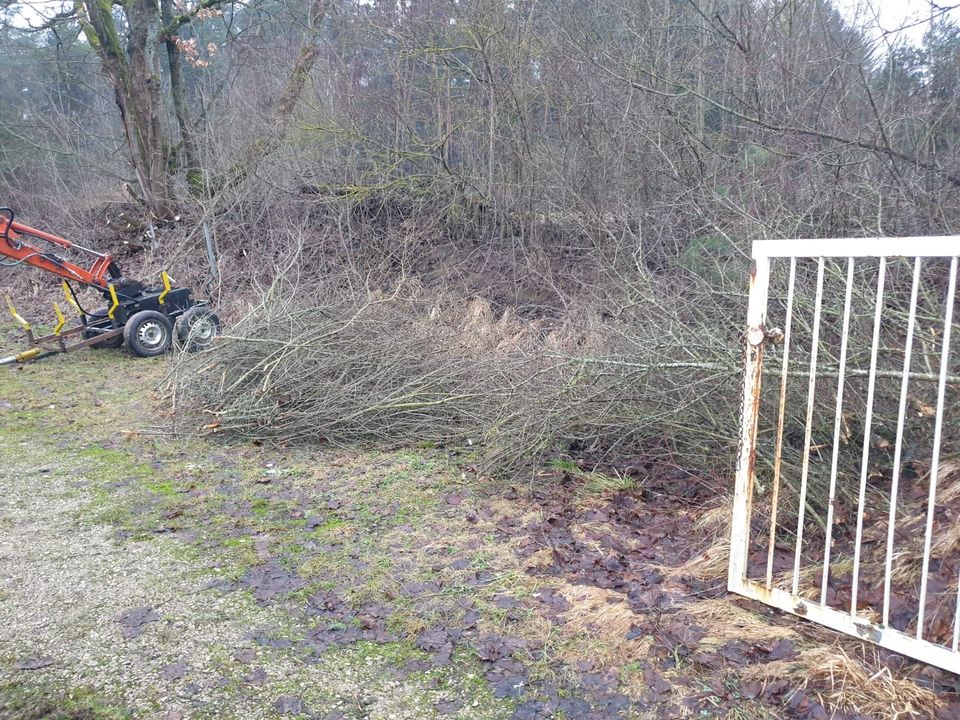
[728,256,770,587]
[850,257,886,616]
[882,257,922,627]
[821,258,855,606]
[755,237,960,258]
[792,257,824,597]
[954,567,960,651]
[918,255,958,639]
[766,257,796,589]
[730,578,960,674]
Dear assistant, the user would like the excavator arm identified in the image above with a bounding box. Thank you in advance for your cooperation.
[0,205,220,363]
[0,207,122,291]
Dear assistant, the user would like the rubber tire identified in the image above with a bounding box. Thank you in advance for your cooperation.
[123,310,173,358]
[175,306,221,351]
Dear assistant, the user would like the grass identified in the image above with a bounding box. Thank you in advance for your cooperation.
[0,682,131,720]
[547,457,636,497]
[0,343,947,720]
[0,349,518,719]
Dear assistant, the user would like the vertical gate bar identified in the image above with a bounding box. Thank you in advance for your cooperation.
[954,566,960,651]
[882,256,922,627]
[918,255,958,640]
[766,257,797,590]
[728,254,770,590]
[851,257,886,616]
[792,257,825,597]
[820,257,855,606]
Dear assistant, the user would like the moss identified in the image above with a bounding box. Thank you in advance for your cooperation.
[94,0,126,62]
[308,517,349,537]
[186,168,206,196]
[78,446,154,485]
[342,639,426,667]
[0,680,131,719]
[145,480,178,497]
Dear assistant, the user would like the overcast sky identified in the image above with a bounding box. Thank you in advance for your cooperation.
[6,0,959,47]
[838,0,957,45]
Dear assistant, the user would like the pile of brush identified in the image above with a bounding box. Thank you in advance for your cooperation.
[168,271,746,475]
[170,278,541,448]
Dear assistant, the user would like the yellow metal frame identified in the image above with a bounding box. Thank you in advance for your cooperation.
[61,281,81,314]
[158,271,172,305]
[107,283,120,320]
[4,284,126,363]
[52,303,66,336]
[5,295,30,331]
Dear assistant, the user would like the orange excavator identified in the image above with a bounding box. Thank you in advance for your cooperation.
[0,206,219,364]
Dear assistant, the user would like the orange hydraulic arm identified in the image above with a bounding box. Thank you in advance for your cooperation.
[0,207,121,291]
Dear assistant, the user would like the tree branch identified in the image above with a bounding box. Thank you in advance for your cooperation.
[596,54,960,188]
[161,0,232,36]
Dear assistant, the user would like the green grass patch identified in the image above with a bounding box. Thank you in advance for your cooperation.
[0,681,131,720]
[548,457,635,497]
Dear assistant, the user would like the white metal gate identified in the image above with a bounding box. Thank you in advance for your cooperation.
[728,237,960,674]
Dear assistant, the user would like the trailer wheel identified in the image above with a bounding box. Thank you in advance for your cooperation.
[175,306,221,351]
[124,310,173,357]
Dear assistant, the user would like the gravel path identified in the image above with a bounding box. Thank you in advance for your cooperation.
[0,357,508,720]
[0,457,439,719]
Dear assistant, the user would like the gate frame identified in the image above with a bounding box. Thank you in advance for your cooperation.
[728,236,960,674]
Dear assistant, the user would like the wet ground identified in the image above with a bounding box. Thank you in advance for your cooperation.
[0,345,955,719]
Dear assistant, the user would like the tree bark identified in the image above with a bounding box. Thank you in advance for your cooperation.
[78,0,174,218]
[160,0,203,194]
[217,0,332,194]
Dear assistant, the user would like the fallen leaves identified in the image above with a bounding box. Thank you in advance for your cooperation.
[115,606,159,639]
[14,656,54,670]
[273,695,306,715]
[159,661,189,680]
[239,560,307,602]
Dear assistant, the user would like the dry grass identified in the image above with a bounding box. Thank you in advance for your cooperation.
[665,497,731,582]
[764,556,858,605]
[550,582,650,668]
[694,500,733,535]
[484,497,545,529]
[523,547,555,572]
[742,645,942,720]
[887,458,960,588]
[935,459,960,502]
[670,539,730,582]
[685,598,799,647]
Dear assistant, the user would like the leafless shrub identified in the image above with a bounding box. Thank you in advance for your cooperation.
[171,241,960,545]
[168,247,746,478]
[169,269,550,449]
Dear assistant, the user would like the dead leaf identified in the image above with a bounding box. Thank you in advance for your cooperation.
[14,656,54,671]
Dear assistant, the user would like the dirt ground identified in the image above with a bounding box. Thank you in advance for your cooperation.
[0,332,957,720]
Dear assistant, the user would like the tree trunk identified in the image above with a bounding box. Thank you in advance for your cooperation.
[217,0,332,194]
[160,0,203,194]
[79,0,174,219]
